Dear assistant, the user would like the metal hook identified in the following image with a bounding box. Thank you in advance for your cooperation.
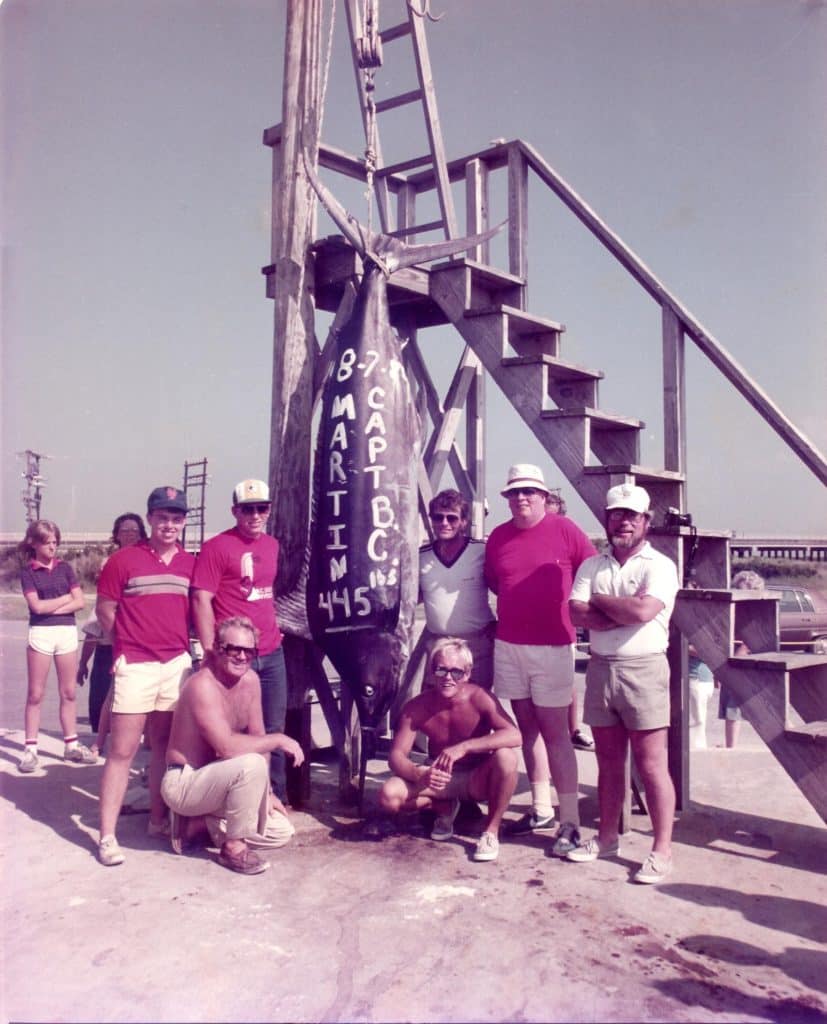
[408,0,445,23]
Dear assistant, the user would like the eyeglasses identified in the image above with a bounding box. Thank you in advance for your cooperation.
[506,487,541,498]
[433,665,467,681]
[237,504,271,515]
[217,642,258,660]
[607,509,646,522]
[429,512,460,524]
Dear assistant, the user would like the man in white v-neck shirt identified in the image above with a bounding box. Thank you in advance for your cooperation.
[418,489,495,689]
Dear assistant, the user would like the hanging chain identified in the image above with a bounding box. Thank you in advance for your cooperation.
[357,0,383,236]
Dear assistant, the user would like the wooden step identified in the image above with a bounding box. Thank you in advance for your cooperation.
[674,589,780,669]
[430,258,525,314]
[467,305,565,358]
[502,353,603,409]
[542,407,643,466]
[784,721,827,744]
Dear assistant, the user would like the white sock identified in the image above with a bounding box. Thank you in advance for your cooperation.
[530,781,553,819]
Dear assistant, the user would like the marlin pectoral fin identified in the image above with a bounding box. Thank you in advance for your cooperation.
[303,150,507,275]
[302,150,381,259]
[388,220,507,271]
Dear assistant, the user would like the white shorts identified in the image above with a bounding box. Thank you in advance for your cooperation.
[111,651,192,714]
[493,639,575,708]
[28,625,79,656]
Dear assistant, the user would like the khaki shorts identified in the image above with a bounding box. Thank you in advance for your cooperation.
[493,640,574,708]
[111,651,191,714]
[583,653,670,731]
[28,625,78,656]
[436,763,478,801]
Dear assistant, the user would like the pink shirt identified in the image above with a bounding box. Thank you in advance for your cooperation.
[485,515,596,645]
[98,541,195,663]
[191,528,282,654]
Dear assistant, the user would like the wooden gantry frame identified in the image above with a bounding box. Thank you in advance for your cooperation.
[266,0,827,819]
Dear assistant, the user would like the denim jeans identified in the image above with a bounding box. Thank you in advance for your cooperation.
[254,647,287,800]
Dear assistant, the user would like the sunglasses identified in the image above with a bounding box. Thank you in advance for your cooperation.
[429,512,460,524]
[433,665,467,681]
[237,504,271,515]
[507,487,541,497]
[217,642,258,660]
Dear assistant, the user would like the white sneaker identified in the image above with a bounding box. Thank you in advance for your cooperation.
[18,748,39,773]
[64,742,98,764]
[566,835,620,862]
[98,836,125,867]
[634,852,673,884]
[472,832,500,862]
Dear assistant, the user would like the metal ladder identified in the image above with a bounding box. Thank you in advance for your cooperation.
[343,0,458,240]
[181,457,209,552]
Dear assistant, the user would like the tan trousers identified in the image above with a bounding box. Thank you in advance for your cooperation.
[160,753,268,841]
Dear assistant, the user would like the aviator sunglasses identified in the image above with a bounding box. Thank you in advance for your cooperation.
[217,642,258,660]
[237,504,271,515]
[506,487,541,497]
[433,665,467,681]
[429,512,460,524]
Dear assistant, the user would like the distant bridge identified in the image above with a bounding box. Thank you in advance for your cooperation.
[730,536,827,562]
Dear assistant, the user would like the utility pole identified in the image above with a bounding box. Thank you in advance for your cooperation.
[17,450,50,523]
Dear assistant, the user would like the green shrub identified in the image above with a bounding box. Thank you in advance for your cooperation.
[731,557,818,581]
[0,543,109,592]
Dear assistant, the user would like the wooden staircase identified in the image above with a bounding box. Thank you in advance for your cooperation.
[673,589,827,819]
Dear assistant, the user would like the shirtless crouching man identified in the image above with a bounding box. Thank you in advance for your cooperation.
[162,616,304,875]
[379,637,521,863]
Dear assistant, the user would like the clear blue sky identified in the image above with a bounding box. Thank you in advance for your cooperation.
[2,0,825,539]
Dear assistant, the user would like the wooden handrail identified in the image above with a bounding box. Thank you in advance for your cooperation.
[515,140,827,486]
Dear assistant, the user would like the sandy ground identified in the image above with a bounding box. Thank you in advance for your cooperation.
[1,615,826,1024]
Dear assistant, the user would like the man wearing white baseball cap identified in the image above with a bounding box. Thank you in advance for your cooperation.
[567,482,680,884]
[484,463,597,857]
[192,479,289,806]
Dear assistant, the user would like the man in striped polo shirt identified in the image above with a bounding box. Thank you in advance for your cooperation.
[95,486,196,867]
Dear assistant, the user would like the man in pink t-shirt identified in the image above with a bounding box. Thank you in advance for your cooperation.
[485,463,596,857]
[191,479,288,802]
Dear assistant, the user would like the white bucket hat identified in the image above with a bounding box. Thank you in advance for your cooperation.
[605,483,651,516]
[500,463,550,496]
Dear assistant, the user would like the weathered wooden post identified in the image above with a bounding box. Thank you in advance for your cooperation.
[268,0,324,805]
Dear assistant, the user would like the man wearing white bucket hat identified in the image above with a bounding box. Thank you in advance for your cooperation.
[484,463,597,857]
[567,483,680,884]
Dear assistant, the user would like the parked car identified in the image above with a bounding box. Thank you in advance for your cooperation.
[767,585,827,654]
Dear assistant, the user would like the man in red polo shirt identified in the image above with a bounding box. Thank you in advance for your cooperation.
[95,486,195,867]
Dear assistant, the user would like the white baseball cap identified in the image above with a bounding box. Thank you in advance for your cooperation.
[500,463,550,496]
[232,479,271,505]
[605,483,651,516]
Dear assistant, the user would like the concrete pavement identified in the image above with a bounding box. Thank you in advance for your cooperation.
[1,616,826,1023]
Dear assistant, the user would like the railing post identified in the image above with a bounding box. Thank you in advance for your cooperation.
[465,157,490,263]
[507,144,528,307]
[662,304,686,479]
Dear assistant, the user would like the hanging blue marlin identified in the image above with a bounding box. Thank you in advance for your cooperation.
[302,154,504,802]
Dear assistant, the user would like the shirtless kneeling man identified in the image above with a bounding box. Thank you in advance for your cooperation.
[162,616,304,875]
[379,637,522,863]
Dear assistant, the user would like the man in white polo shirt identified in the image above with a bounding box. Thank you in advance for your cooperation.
[419,489,495,689]
[567,483,680,884]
